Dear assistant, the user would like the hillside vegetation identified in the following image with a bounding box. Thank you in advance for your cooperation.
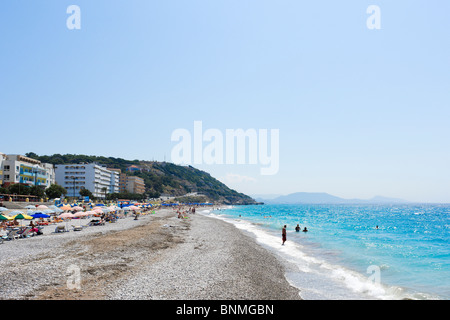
[26,153,256,205]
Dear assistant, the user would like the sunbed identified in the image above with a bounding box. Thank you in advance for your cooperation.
[55,225,67,233]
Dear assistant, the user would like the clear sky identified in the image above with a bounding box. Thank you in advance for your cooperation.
[1,1,449,202]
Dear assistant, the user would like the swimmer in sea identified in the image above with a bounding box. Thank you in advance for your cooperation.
[302,227,308,232]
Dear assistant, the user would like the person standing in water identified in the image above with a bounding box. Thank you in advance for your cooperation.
[282,225,287,245]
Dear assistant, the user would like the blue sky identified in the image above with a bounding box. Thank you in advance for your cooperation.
[1,1,449,202]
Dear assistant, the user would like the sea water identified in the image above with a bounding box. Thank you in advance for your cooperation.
[202,204,450,300]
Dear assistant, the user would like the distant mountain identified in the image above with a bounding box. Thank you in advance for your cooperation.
[366,195,410,204]
[251,194,283,203]
[261,192,410,205]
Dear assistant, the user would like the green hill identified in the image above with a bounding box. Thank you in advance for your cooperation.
[25,153,257,205]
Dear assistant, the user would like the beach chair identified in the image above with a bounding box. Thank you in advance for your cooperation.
[3,229,19,241]
[18,227,32,239]
[71,225,82,231]
[55,225,67,233]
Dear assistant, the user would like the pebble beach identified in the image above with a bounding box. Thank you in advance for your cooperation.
[0,208,301,300]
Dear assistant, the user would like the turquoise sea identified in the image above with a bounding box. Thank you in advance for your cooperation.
[203,204,450,300]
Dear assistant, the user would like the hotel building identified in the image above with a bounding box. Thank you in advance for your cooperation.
[0,153,6,186]
[55,163,119,199]
[109,169,145,195]
[125,176,146,194]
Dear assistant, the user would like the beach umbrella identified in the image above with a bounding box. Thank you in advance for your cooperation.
[58,212,74,230]
[36,205,49,210]
[128,206,140,211]
[13,213,33,220]
[12,213,33,227]
[48,207,63,214]
[60,205,72,211]
[72,206,83,211]
[0,214,13,221]
[9,210,25,216]
[25,205,36,209]
[0,207,8,212]
[31,212,50,219]
[92,208,103,215]
[59,212,74,219]
[73,211,86,218]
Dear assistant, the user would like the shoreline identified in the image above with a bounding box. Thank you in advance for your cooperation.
[205,205,449,300]
[204,208,386,300]
[0,208,301,300]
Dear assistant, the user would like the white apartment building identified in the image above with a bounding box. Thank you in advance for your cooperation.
[55,163,119,199]
[41,163,56,188]
[110,170,120,194]
[0,152,6,186]
[1,154,55,188]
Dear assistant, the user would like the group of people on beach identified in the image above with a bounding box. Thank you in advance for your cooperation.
[176,206,196,219]
[282,224,308,245]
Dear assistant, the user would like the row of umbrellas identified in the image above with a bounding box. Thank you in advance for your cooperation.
[0,213,39,221]
[0,205,142,221]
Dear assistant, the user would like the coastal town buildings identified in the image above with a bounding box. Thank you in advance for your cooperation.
[108,169,145,195]
[55,163,119,199]
[118,172,128,193]
[1,152,146,199]
[0,153,6,185]
[126,165,142,173]
[107,168,121,194]
[0,154,55,188]
[125,176,146,194]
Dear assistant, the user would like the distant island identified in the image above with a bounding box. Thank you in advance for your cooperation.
[254,192,410,205]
